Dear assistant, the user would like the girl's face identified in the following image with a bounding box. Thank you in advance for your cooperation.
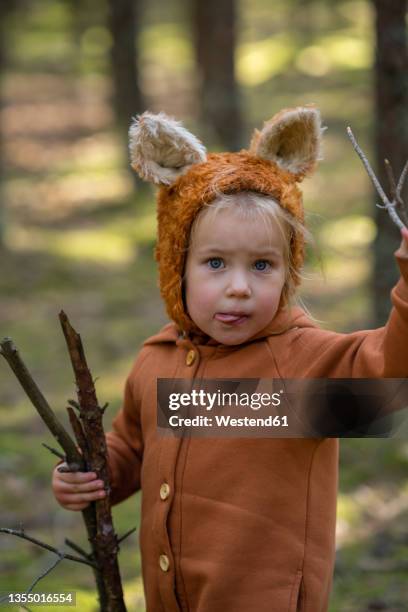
[185,207,287,345]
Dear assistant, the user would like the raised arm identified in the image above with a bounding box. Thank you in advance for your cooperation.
[288,235,408,378]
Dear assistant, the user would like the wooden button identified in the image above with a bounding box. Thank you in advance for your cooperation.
[160,483,170,500]
[186,349,196,366]
[159,554,170,572]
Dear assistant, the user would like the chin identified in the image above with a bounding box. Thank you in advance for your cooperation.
[222,338,249,346]
[212,331,253,346]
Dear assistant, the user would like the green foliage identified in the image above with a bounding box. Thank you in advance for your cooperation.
[0,1,406,610]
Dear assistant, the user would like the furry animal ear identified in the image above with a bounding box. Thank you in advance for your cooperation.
[249,106,324,179]
[129,111,207,185]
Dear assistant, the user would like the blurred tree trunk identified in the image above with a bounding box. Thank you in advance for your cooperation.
[0,2,9,251]
[107,0,143,139]
[0,63,3,252]
[372,0,408,325]
[0,0,18,251]
[191,0,242,150]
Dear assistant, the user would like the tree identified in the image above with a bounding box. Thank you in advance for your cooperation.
[0,4,5,251]
[372,0,408,324]
[0,1,18,251]
[107,0,143,139]
[191,0,243,150]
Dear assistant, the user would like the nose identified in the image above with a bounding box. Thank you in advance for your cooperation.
[225,270,252,298]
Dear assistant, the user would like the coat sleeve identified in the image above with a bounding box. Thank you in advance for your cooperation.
[105,348,150,505]
[292,251,408,378]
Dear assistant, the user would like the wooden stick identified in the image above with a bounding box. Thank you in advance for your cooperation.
[0,528,97,568]
[1,315,129,611]
[117,527,137,545]
[41,443,65,461]
[0,336,107,609]
[0,339,82,466]
[347,127,407,231]
[67,406,89,465]
[64,538,93,561]
[59,311,126,612]
[396,160,408,199]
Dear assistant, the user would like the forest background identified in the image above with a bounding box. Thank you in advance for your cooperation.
[0,0,407,610]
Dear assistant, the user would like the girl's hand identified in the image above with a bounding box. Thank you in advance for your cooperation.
[52,463,106,511]
[396,226,408,258]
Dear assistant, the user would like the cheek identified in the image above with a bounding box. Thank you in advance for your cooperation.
[256,274,285,306]
[185,267,216,317]
[186,278,218,316]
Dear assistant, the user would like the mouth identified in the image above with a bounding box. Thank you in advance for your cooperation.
[214,312,250,326]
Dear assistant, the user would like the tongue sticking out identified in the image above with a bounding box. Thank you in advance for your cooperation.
[215,313,247,323]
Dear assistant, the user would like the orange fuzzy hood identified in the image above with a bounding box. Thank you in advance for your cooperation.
[129,107,324,335]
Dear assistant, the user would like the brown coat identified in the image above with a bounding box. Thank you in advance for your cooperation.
[106,252,408,612]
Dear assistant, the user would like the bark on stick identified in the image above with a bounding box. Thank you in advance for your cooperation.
[1,320,127,611]
[59,310,126,612]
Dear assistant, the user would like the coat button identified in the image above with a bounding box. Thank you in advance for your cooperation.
[160,483,170,500]
[159,554,170,572]
[186,349,196,366]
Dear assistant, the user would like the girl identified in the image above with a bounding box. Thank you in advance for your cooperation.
[52,107,408,612]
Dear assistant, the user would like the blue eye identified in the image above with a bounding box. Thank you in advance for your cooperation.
[207,258,224,269]
[254,260,271,271]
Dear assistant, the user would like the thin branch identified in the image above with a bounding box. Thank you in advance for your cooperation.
[0,338,83,467]
[67,399,81,411]
[64,538,93,561]
[67,406,89,464]
[347,127,390,206]
[396,160,408,226]
[396,200,408,227]
[41,443,65,461]
[386,158,408,225]
[117,527,137,545]
[347,127,407,231]
[0,556,63,605]
[0,528,97,569]
[384,158,397,199]
[25,555,63,593]
[396,160,408,199]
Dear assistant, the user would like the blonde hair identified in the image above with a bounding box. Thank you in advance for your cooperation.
[189,190,316,317]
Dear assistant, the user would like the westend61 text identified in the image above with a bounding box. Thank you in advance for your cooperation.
[168,415,288,427]
[168,389,283,411]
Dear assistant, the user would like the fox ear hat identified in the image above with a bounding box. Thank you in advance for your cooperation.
[129,106,325,335]
[249,106,324,179]
[129,111,207,185]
